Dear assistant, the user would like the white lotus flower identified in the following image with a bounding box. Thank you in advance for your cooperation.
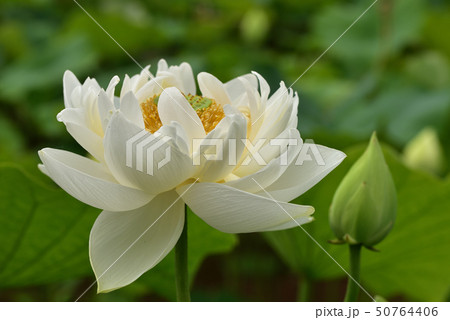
[38,59,346,293]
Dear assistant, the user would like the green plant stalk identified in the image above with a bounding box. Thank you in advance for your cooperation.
[344,244,362,302]
[297,277,312,302]
[175,205,190,302]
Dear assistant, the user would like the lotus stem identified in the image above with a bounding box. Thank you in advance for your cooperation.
[175,204,190,302]
[344,244,362,302]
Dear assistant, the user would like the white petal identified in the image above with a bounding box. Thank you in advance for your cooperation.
[252,71,270,105]
[63,70,81,109]
[178,183,314,233]
[134,76,169,103]
[120,69,151,98]
[286,92,299,129]
[177,62,196,95]
[241,77,264,141]
[120,74,132,98]
[82,77,101,92]
[227,129,302,193]
[254,89,295,142]
[57,108,105,161]
[234,127,299,176]
[90,190,184,293]
[57,107,85,126]
[225,73,258,102]
[250,81,289,139]
[69,86,83,109]
[97,90,115,132]
[68,124,104,162]
[132,65,152,93]
[38,148,151,211]
[38,163,48,176]
[104,112,195,194]
[259,145,346,202]
[193,113,247,182]
[198,72,231,105]
[105,75,120,101]
[113,96,120,108]
[157,59,169,72]
[120,91,144,129]
[157,62,196,95]
[267,81,286,105]
[158,87,205,141]
[158,121,190,155]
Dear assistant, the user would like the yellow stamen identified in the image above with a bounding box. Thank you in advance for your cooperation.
[140,93,225,134]
[140,95,163,133]
[195,100,225,134]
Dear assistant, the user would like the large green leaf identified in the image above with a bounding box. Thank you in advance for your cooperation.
[0,165,98,287]
[264,144,450,301]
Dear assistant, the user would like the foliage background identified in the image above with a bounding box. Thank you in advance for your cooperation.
[1,0,449,301]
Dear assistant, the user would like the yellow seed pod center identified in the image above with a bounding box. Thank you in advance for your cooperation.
[140,93,225,134]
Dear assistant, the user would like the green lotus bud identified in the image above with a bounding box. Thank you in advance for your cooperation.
[329,132,397,247]
[403,127,445,175]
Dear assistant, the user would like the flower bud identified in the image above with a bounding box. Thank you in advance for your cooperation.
[329,132,397,247]
[403,127,445,175]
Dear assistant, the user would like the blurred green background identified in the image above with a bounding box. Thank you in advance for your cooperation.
[1,0,450,301]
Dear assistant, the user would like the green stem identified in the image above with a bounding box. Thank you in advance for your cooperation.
[344,244,362,302]
[297,277,312,302]
[175,205,190,302]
